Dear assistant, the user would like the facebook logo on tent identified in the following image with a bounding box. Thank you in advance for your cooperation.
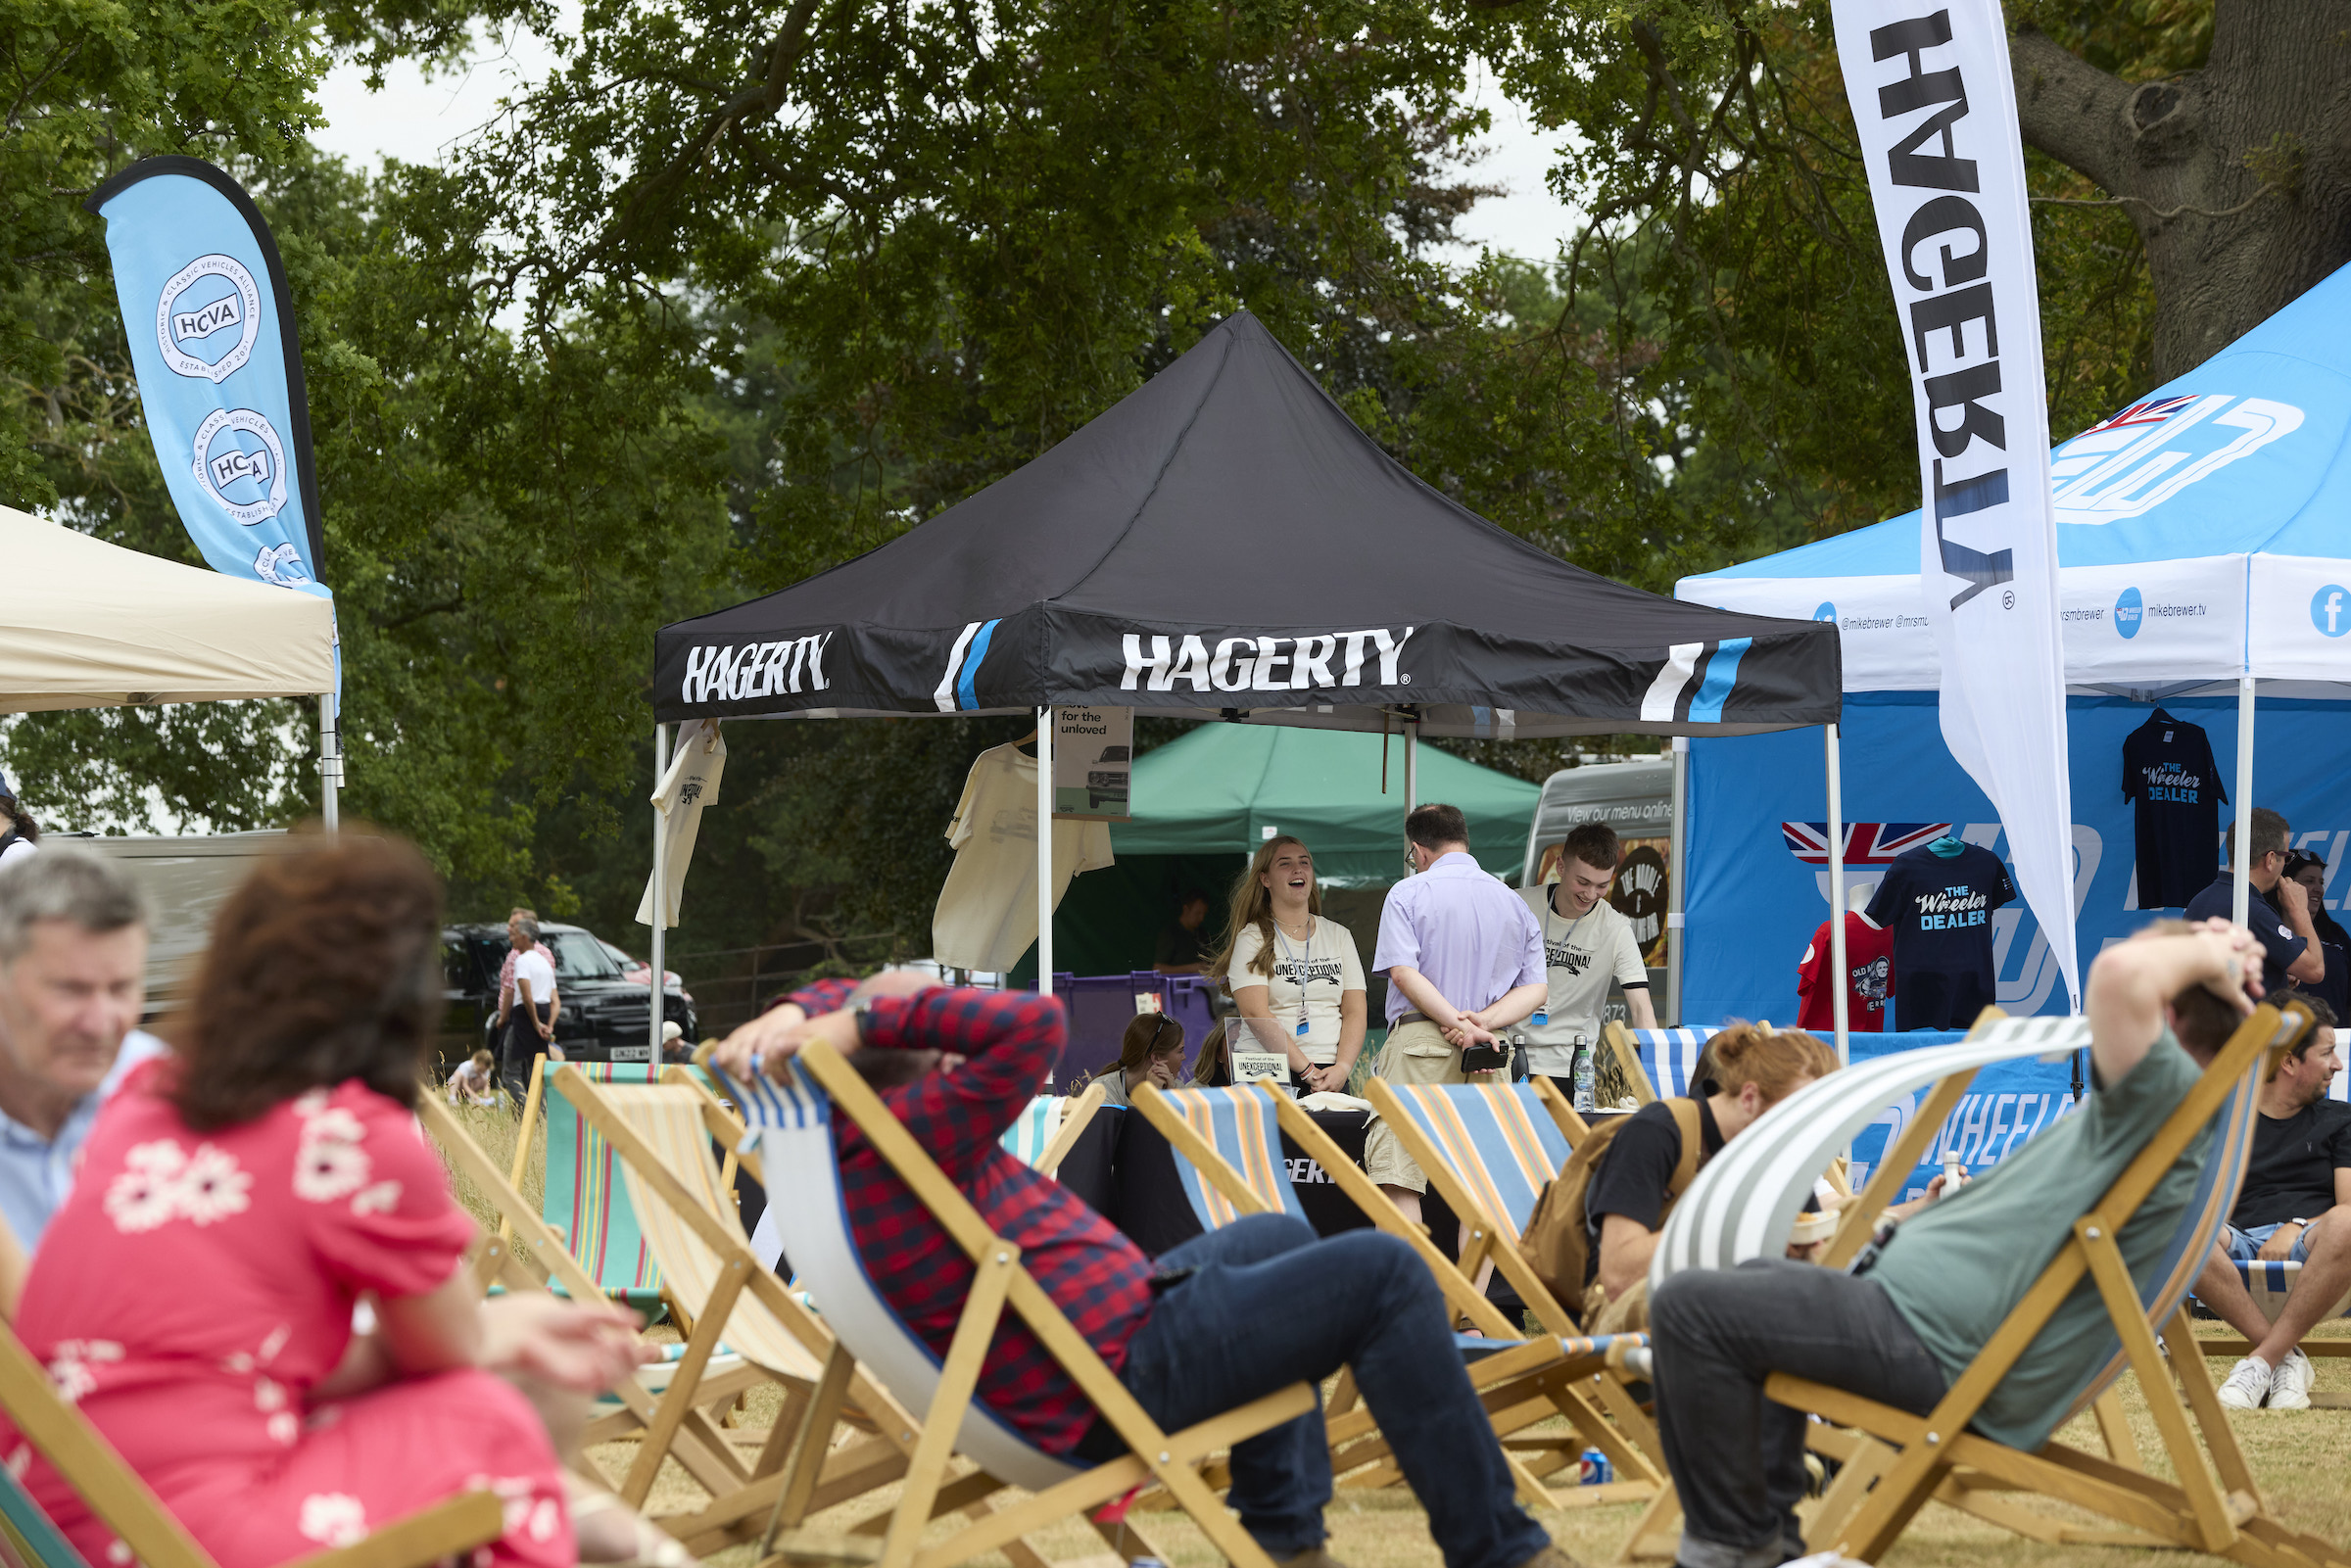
[2315,586,2351,639]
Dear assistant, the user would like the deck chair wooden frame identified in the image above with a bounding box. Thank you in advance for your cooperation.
[1353,1075,1668,1495]
[1130,1080,1659,1512]
[713,1042,1320,1568]
[496,1056,669,1309]
[1738,1002,2348,1567]
[428,1088,932,1559]
[0,1303,500,1568]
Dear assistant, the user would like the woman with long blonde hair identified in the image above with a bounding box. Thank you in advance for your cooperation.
[1210,835,1367,1092]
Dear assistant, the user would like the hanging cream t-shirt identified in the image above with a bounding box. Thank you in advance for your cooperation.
[1225,916,1366,1065]
[932,743,1115,974]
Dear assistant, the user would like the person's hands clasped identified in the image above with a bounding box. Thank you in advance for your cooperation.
[2257,1222,2307,1262]
[479,1293,655,1393]
[2190,916,2265,1014]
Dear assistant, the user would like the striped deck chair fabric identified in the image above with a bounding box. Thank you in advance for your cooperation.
[0,1463,84,1568]
[1625,1027,1717,1099]
[543,1062,663,1307]
[997,1095,1066,1166]
[725,1059,1081,1494]
[1378,1081,1572,1243]
[597,1083,829,1386]
[1153,1087,1309,1230]
[2234,1259,2351,1325]
[1655,1014,2263,1424]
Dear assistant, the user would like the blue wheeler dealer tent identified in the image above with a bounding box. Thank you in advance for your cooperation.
[1673,261,2351,1026]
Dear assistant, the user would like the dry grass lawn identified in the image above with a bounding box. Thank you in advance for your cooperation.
[439,1102,2351,1568]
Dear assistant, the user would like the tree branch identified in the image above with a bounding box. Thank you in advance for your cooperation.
[2008,23,2135,198]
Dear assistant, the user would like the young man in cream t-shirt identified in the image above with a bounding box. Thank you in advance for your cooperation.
[1514,824,1655,1092]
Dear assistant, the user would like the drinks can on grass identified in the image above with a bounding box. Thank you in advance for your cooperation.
[1578,1448,1611,1485]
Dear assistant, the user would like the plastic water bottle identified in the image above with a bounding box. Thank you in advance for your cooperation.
[1572,1038,1595,1114]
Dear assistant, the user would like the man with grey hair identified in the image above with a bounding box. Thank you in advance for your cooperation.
[0,850,163,1249]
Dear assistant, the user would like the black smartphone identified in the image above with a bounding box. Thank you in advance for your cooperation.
[1460,1040,1511,1072]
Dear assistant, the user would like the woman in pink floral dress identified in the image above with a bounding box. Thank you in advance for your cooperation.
[5,835,672,1568]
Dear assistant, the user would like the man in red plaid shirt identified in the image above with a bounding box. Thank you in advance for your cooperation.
[717,974,1574,1568]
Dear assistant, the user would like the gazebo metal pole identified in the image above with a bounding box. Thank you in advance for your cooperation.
[1037,707,1054,1000]
[318,694,341,831]
[1667,736,1688,1027]
[1827,723,1848,1067]
[649,722,670,1059]
[2231,673,2255,926]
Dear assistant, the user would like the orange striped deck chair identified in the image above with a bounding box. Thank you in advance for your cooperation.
[1133,1081,1661,1512]
[1359,1074,1668,1506]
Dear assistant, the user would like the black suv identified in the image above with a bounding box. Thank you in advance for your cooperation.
[442,922,696,1065]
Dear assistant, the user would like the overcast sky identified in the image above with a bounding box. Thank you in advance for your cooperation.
[311,39,1580,264]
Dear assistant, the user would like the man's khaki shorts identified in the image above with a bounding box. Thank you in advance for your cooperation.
[1361,1020,1467,1195]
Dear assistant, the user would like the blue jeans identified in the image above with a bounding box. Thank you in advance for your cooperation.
[1102,1214,1549,1568]
[2224,1221,2316,1264]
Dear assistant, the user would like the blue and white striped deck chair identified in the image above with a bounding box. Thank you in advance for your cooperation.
[1602,1023,1718,1104]
[716,1044,1317,1568]
[2216,1259,2351,1389]
[1648,1004,2345,1567]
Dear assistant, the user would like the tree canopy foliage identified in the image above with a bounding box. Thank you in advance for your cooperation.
[6,0,2337,973]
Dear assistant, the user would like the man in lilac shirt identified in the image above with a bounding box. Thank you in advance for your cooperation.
[1365,803,1547,1224]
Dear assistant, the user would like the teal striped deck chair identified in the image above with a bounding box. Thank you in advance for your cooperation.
[0,1462,84,1568]
[1646,1004,2350,1567]
[1142,1081,1663,1510]
[538,1059,664,1309]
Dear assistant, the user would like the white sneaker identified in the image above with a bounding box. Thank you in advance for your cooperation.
[2270,1348,2315,1409]
[2218,1355,2274,1409]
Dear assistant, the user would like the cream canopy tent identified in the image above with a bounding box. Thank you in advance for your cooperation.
[0,504,334,711]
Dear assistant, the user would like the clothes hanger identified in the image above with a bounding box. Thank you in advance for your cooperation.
[1927,830,1966,858]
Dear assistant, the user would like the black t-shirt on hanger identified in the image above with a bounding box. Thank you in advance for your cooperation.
[1864,841,2017,1031]
[2121,709,2227,911]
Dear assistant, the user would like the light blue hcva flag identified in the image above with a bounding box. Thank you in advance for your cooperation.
[85,156,337,705]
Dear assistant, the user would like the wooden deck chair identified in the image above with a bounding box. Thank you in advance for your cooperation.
[503,1057,665,1310]
[713,1043,1321,1568]
[429,1084,936,1561]
[1599,1023,1718,1106]
[0,1307,499,1568]
[1130,1081,1658,1512]
[1002,1082,1105,1173]
[1355,1074,1668,1501]
[1653,1003,2351,1568]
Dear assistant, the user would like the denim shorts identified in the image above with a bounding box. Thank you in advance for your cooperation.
[2223,1221,2315,1264]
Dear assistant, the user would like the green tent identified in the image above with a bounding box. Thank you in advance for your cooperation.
[1027,724,1538,981]
[1114,723,1536,883]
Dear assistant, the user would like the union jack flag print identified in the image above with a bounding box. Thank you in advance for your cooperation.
[1782,822,1953,867]
[2079,394,2198,437]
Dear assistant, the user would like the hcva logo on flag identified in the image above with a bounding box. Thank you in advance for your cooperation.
[2113,587,2143,639]
[190,407,288,525]
[2051,394,2302,525]
[155,254,262,384]
[2313,585,2350,639]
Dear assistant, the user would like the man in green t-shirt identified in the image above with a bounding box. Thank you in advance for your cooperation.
[1646,919,2265,1568]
